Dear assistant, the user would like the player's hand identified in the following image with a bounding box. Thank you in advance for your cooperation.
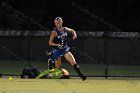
[73,34,77,40]
[58,44,63,49]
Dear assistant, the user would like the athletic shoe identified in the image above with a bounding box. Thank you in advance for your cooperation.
[80,74,87,81]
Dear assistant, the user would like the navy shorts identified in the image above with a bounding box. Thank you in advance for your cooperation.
[52,47,70,60]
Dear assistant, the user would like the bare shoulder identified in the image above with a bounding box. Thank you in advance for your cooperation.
[51,30,57,36]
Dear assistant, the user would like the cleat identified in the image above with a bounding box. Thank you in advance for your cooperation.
[80,74,87,81]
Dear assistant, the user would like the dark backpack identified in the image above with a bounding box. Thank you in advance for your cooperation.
[21,67,41,78]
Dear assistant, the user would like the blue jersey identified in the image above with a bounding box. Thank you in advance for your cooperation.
[52,27,68,49]
[52,27,70,60]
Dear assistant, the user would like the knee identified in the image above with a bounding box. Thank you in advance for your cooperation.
[71,61,76,66]
[55,63,61,69]
[55,65,61,69]
[68,60,76,66]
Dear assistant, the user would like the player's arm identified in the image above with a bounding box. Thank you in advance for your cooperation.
[36,69,50,79]
[49,31,60,47]
[65,27,77,40]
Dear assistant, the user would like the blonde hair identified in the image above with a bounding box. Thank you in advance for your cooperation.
[54,17,63,23]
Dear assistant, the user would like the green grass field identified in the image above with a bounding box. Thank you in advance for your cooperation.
[0,60,140,93]
[1,61,140,77]
[0,78,140,93]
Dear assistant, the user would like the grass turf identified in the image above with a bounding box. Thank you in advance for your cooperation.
[0,78,140,93]
[1,61,140,77]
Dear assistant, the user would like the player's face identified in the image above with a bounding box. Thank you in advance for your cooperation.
[54,19,62,29]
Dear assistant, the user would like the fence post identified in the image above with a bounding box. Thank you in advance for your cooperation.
[104,37,109,79]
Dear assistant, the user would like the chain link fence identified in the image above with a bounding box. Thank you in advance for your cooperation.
[0,31,140,78]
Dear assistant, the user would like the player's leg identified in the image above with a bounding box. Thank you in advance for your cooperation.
[64,52,86,81]
[55,57,61,69]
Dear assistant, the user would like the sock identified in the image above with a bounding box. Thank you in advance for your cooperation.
[73,64,82,76]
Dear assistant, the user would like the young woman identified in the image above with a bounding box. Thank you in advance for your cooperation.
[49,17,86,81]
